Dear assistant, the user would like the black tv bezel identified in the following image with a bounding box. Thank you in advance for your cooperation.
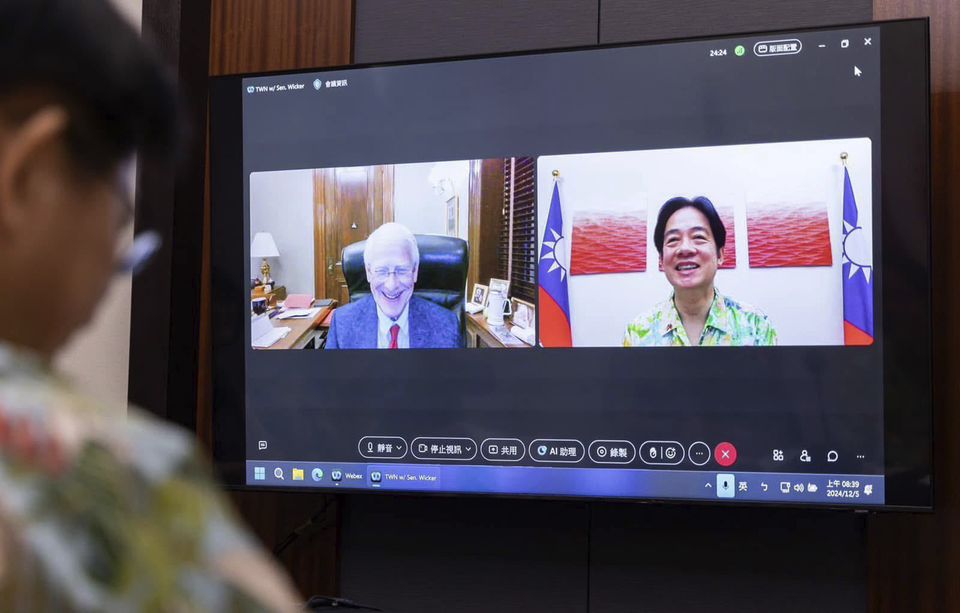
[208,18,932,511]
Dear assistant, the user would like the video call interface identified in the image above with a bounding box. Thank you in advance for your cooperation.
[238,25,891,506]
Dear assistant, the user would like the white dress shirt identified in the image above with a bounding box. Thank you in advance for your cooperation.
[376,302,410,349]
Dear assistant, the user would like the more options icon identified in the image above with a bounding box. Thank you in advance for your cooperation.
[687,441,711,466]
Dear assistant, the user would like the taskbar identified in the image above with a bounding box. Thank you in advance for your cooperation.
[245,461,884,506]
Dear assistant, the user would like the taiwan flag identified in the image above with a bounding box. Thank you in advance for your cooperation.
[539,182,573,347]
[841,166,874,345]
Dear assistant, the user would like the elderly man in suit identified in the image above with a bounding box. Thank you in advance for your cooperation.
[326,222,462,349]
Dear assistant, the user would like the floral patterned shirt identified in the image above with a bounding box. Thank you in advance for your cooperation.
[0,342,299,611]
[623,290,778,347]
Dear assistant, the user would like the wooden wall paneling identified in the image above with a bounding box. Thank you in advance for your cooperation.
[478,159,506,287]
[210,0,353,75]
[467,161,483,292]
[314,170,327,301]
[467,158,506,292]
[354,0,599,64]
[868,3,960,612]
[202,0,355,600]
[599,0,872,44]
[134,1,213,430]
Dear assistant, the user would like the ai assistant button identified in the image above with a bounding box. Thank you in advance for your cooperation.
[714,442,737,467]
[529,439,585,463]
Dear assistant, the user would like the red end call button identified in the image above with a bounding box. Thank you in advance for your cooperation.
[714,442,737,467]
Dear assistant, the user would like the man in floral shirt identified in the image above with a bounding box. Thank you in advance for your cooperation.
[624,196,777,347]
[0,0,299,609]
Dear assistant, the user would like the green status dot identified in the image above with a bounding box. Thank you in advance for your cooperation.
[734,45,746,57]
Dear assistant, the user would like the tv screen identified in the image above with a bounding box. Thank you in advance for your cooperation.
[210,19,931,509]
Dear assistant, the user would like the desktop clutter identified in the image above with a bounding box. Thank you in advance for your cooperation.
[249,231,337,349]
[251,284,336,350]
[466,278,535,346]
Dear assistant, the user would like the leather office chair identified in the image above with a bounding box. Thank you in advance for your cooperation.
[342,234,469,335]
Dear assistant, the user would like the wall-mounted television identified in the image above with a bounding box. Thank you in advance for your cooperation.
[210,19,931,509]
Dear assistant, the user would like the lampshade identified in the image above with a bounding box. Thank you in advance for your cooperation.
[250,232,280,258]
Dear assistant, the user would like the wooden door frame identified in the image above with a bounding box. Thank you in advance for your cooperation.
[313,165,395,302]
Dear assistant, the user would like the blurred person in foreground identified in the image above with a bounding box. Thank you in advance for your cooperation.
[0,0,299,609]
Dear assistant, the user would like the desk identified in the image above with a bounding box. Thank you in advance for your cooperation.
[258,303,334,350]
[465,312,532,348]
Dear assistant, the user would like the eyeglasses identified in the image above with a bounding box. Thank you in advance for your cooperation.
[115,230,161,275]
[369,267,414,281]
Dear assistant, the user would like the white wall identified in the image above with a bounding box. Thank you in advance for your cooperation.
[537,138,872,347]
[55,0,143,411]
[249,170,317,296]
[394,159,470,241]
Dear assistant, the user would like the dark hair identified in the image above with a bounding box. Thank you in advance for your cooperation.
[653,196,727,256]
[0,0,179,174]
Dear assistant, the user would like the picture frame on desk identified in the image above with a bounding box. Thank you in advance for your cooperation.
[488,277,510,297]
[471,283,489,307]
[512,298,535,330]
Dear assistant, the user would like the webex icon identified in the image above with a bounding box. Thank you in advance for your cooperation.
[246,85,255,94]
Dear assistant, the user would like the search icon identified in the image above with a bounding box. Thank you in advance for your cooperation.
[274,467,284,480]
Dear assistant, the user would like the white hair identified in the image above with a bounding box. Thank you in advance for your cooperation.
[363,222,420,268]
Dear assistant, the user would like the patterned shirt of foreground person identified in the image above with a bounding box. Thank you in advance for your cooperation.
[623,290,778,346]
[0,343,299,611]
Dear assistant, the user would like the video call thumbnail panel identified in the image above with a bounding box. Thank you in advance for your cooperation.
[248,158,538,350]
[537,138,874,348]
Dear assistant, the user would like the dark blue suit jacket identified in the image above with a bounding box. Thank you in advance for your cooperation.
[325,295,462,349]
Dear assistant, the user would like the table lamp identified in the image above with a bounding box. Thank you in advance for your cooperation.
[251,232,280,285]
